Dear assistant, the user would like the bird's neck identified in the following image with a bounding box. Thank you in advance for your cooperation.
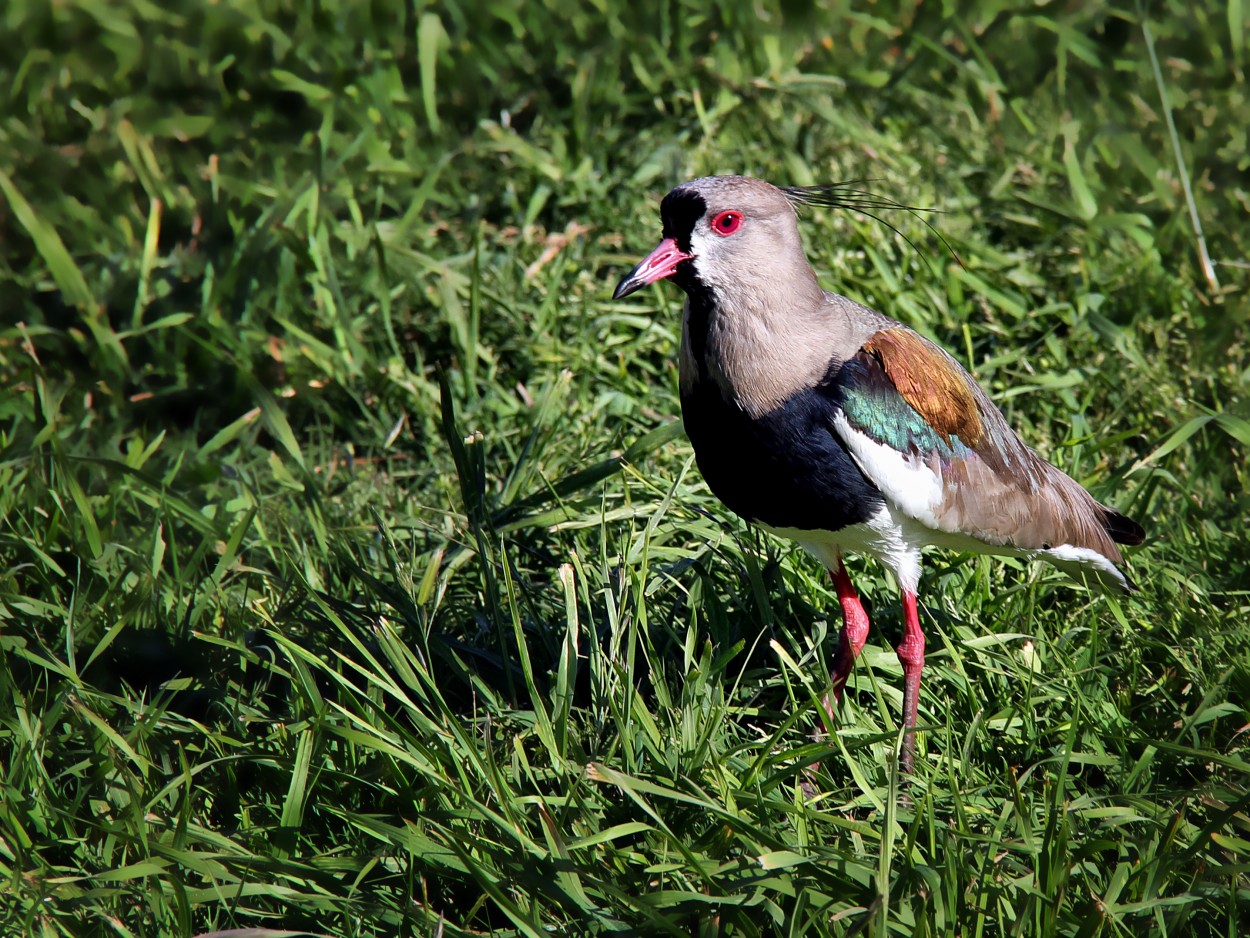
[680,274,845,418]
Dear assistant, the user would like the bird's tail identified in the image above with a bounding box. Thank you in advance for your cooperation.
[1100,505,1145,547]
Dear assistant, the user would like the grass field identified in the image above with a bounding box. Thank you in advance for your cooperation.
[2,1,1249,935]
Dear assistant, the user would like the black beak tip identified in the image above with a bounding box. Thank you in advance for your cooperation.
[612,273,642,300]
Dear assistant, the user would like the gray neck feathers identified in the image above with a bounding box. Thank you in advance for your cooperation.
[682,268,889,418]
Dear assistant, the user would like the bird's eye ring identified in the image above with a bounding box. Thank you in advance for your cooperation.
[710,211,743,236]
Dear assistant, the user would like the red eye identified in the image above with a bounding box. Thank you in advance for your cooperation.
[710,210,742,236]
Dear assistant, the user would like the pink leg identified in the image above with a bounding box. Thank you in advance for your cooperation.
[895,590,925,773]
[823,560,872,720]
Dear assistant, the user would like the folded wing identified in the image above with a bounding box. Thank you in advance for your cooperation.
[831,328,1143,587]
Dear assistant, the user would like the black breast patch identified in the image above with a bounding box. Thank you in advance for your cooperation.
[680,381,885,534]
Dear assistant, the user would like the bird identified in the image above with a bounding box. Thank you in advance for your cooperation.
[612,175,1144,774]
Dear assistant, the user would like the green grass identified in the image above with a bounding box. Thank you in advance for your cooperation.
[1,0,1248,935]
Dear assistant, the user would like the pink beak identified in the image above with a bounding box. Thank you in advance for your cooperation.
[613,238,693,299]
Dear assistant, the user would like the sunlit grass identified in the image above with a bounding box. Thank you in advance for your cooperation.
[1,1,1247,935]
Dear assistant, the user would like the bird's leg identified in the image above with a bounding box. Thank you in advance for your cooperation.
[822,559,871,722]
[801,559,872,798]
[895,590,925,773]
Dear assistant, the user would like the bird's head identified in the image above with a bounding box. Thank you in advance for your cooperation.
[613,175,813,301]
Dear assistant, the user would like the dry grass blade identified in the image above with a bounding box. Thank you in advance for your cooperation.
[1139,11,1221,293]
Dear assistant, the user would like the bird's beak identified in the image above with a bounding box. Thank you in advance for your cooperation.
[612,238,692,299]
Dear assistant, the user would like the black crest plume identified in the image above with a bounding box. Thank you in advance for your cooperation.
[781,182,962,270]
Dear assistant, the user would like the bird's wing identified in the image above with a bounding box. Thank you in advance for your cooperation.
[830,327,1136,576]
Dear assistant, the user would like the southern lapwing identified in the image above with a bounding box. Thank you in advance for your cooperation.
[613,175,1144,773]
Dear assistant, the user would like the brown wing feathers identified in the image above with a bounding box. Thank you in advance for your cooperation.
[862,330,985,449]
[860,329,1140,561]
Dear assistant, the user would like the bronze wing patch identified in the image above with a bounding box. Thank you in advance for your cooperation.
[861,329,984,449]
